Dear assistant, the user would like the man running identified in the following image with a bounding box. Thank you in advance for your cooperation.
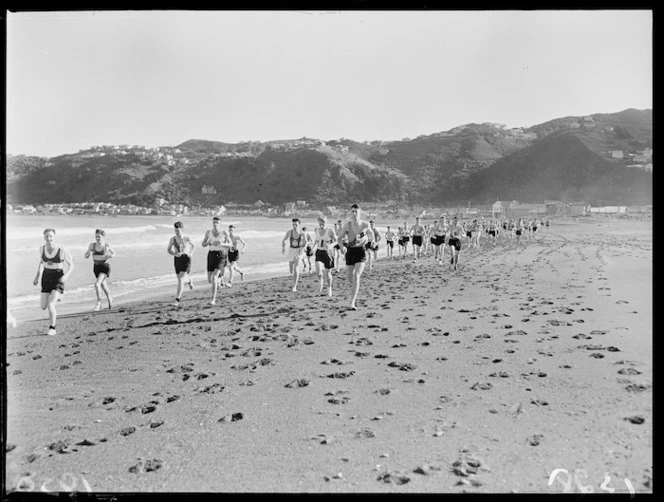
[411,217,425,260]
[447,217,465,271]
[226,224,247,286]
[282,218,307,292]
[337,204,374,310]
[384,225,396,259]
[366,220,381,271]
[431,218,447,263]
[168,221,196,306]
[201,217,231,305]
[312,215,337,296]
[33,228,75,336]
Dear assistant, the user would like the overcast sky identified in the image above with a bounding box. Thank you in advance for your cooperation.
[7,10,653,157]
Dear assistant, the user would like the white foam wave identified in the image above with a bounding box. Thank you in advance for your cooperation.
[5,224,162,241]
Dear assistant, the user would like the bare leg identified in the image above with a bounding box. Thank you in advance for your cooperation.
[348,262,365,309]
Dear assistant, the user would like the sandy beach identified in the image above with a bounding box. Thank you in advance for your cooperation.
[4,217,652,494]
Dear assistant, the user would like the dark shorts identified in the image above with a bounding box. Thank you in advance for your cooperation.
[488,230,496,237]
[365,242,379,251]
[305,246,314,257]
[345,246,367,266]
[448,237,462,251]
[430,237,436,244]
[412,235,423,247]
[334,244,341,250]
[228,249,240,263]
[466,231,472,238]
[175,254,192,274]
[42,268,64,294]
[93,261,111,278]
[402,236,410,243]
[433,235,445,246]
[516,230,522,236]
[315,248,335,270]
[207,250,227,272]
[397,239,404,246]
[532,226,538,232]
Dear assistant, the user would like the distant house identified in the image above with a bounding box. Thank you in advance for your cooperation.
[296,200,307,207]
[611,150,624,159]
[201,185,217,194]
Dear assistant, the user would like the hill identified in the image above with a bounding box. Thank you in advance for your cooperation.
[6,109,652,207]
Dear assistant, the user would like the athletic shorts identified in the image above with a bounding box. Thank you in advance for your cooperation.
[466,231,472,238]
[387,240,394,248]
[345,246,367,266]
[93,261,111,278]
[397,239,404,246]
[402,237,410,244]
[315,248,335,270]
[207,250,227,272]
[516,230,522,236]
[433,235,445,246]
[228,249,240,263]
[42,268,64,294]
[488,230,496,237]
[448,237,462,251]
[175,254,192,274]
[532,226,538,232]
[412,236,423,247]
[287,247,303,263]
[305,246,314,257]
[430,237,436,244]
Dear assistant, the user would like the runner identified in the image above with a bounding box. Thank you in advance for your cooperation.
[201,217,231,305]
[447,217,466,271]
[397,226,405,258]
[411,217,425,260]
[301,226,315,274]
[487,219,499,246]
[432,218,447,263]
[282,218,307,292]
[337,204,374,310]
[366,220,381,270]
[515,218,525,244]
[384,226,396,259]
[33,228,74,336]
[471,219,483,249]
[312,215,337,296]
[168,221,196,307]
[400,222,411,259]
[227,224,247,286]
[333,220,346,273]
[84,228,116,311]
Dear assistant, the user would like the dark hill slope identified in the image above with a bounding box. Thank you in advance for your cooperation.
[470,130,652,203]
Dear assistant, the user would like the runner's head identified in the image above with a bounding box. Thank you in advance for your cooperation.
[95,228,106,243]
[43,228,56,244]
[292,218,301,230]
[174,221,183,235]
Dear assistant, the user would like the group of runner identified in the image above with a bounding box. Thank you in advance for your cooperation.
[31,209,551,336]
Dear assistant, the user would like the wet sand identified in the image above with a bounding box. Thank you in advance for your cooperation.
[5,218,652,493]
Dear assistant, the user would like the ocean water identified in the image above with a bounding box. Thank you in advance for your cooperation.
[4,213,399,322]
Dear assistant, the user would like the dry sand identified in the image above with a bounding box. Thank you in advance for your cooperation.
[4,217,652,494]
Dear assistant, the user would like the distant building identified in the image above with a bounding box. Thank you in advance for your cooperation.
[202,185,217,194]
[611,150,624,159]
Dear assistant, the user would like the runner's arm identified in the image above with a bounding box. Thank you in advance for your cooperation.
[61,248,75,283]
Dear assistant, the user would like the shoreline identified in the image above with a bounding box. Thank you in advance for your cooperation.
[5,218,652,493]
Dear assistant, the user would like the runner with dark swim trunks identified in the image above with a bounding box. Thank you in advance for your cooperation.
[366,220,381,271]
[400,223,410,259]
[282,218,307,292]
[337,204,374,310]
[168,221,196,307]
[447,217,465,271]
[84,228,116,311]
[227,225,247,286]
[411,217,425,261]
[384,226,396,260]
[313,215,337,296]
[432,218,447,263]
[202,217,231,305]
[33,228,74,336]
[301,226,315,274]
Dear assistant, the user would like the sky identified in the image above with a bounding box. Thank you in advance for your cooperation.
[6,10,653,158]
